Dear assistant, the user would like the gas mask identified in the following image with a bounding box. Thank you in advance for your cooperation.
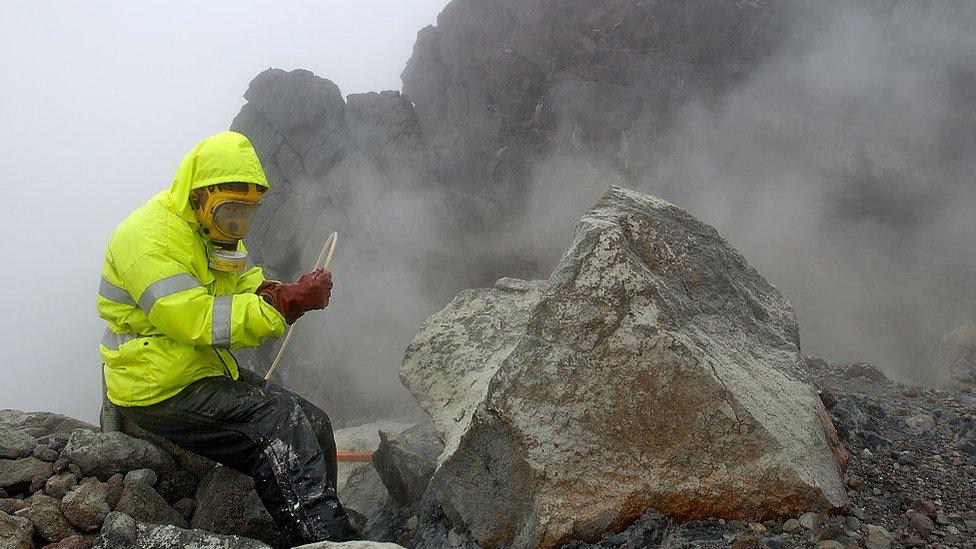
[190,182,266,272]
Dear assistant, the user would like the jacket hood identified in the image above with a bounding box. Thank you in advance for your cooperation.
[167,131,269,223]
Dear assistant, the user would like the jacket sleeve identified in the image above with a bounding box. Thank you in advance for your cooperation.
[234,240,272,294]
[120,251,285,349]
[236,265,269,294]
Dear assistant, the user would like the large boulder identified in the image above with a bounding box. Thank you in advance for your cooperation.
[61,430,175,479]
[401,187,849,548]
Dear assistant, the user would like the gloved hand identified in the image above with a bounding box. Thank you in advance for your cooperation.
[257,269,333,324]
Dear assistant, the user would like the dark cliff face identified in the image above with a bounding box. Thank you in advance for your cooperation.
[231,0,976,418]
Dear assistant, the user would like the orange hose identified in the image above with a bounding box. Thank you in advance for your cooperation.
[337,451,373,463]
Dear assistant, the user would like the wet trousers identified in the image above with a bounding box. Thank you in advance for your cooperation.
[119,368,356,545]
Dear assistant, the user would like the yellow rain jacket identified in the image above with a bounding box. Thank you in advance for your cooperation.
[98,131,286,407]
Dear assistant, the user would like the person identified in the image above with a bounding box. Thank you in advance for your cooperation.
[96,131,357,544]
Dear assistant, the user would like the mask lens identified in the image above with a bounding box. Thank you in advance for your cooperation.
[212,201,260,239]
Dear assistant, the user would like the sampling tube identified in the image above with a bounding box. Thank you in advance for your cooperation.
[264,231,338,381]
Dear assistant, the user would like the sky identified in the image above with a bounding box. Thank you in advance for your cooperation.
[0,0,449,422]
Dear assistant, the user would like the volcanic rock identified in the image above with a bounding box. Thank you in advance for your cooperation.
[114,482,187,529]
[0,456,53,494]
[401,186,849,547]
[337,463,390,531]
[154,470,196,504]
[0,512,33,549]
[190,466,284,547]
[61,477,111,532]
[121,419,217,479]
[372,423,443,509]
[333,421,412,492]
[61,430,174,479]
[94,511,271,549]
[15,493,78,543]
[45,473,78,499]
[123,469,157,487]
[0,428,36,460]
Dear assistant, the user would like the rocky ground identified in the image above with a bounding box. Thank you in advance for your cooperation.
[5,355,971,549]
[563,358,976,549]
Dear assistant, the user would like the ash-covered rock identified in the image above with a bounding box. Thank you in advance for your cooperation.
[402,187,848,548]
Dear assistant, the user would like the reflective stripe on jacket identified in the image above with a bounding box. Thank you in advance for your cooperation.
[98,131,285,407]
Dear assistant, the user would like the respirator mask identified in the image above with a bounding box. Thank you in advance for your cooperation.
[190,182,266,272]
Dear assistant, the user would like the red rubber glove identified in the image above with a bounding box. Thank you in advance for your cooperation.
[258,269,333,324]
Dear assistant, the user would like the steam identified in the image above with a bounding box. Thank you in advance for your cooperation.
[516,1,976,381]
[251,2,976,426]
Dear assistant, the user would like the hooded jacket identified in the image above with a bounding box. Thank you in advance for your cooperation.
[98,131,285,407]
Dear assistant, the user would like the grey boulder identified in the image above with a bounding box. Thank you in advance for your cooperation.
[371,423,443,509]
[61,430,175,479]
[401,187,850,548]
[337,463,390,531]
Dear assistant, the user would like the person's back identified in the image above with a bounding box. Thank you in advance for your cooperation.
[97,131,357,544]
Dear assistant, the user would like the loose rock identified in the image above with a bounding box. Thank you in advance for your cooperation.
[123,469,157,487]
[371,423,442,509]
[61,477,111,532]
[0,511,33,549]
[114,482,187,529]
[338,463,391,531]
[190,465,284,547]
[14,493,79,543]
[45,473,78,499]
[61,430,174,479]
[0,456,54,494]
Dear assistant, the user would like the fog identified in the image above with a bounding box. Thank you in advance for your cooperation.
[0,0,448,422]
[508,1,976,382]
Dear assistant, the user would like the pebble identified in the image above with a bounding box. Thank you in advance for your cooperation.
[906,413,936,433]
[123,468,158,487]
[865,524,893,549]
[799,512,820,529]
[781,518,801,533]
[907,509,935,535]
[935,510,949,525]
[817,541,844,549]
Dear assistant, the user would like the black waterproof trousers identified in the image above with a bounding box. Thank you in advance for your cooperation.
[119,368,356,545]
